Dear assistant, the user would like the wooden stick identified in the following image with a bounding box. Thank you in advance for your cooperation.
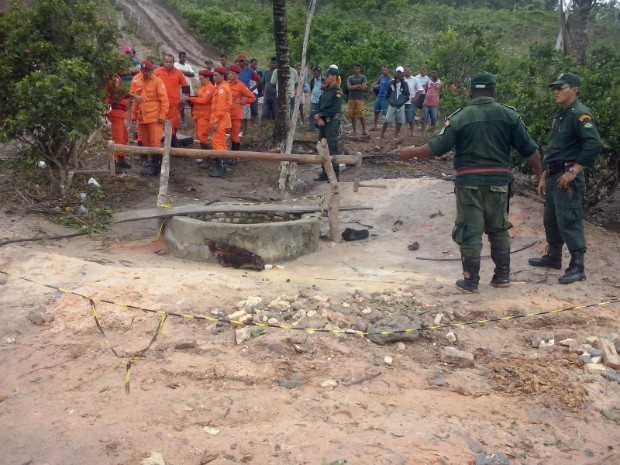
[108,143,360,165]
[157,121,172,207]
[318,139,340,242]
[107,140,116,175]
[353,151,362,192]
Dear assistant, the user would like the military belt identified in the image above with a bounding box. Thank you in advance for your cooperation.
[456,166,510,176]
[547,161,575,175]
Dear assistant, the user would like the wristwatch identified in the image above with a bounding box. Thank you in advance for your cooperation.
[568,167,577,174]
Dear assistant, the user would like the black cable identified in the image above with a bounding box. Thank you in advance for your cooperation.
[0,231,88,248]
[415,240,539,262]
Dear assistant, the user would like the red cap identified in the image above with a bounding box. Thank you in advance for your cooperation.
[213,67,227,76]
[198,69,212,77]
[236,54,247,62]
[229,64,242,74]
[140,60,154,71]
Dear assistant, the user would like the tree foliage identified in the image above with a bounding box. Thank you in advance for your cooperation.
[0,0,124,195]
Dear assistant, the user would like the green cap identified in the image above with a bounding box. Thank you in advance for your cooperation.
[470,72,496,91]
[327,67,339,77]
[549,72,581,88]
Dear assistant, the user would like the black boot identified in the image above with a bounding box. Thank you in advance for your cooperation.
[313,168,328,182]
[209,158,227,178]
[558,250,586,284]
[229,142,240,165]
[490,248,511,288]
[528,243,563,270]
[171,134,179,148]
[456,256,481,293]
[140,155,161,177]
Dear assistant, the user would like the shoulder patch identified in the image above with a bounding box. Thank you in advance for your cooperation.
[578,114,592,121]
[336,89,343,97]
[446,108,462,120]
[500,103,517,112]
[584,122,594,128]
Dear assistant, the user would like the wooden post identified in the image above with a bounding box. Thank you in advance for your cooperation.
[157,121,172,208]
[353,151,362,192]
[107,140,116,175]
[317,138,340,242]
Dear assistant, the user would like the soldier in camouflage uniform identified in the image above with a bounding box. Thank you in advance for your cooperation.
[528,72,602,284]
[398,72,542,293]
[313,67,342,182]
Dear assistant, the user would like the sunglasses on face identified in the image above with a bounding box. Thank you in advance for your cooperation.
[552,85,571,92]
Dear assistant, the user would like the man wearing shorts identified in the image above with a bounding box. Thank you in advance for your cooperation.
[346,64,368,135]
[381,66,409,140]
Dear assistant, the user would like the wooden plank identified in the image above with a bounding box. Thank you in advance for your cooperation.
[112,203,373,224]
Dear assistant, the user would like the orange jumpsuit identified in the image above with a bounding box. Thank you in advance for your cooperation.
[154,66,188,133]
[130,73,169,148]
[105,73,129,160]
[228,80,256,143]
[210,82,232,151]
[190,81,215,145]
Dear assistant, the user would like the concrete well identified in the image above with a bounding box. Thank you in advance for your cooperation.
[163,211,322,263]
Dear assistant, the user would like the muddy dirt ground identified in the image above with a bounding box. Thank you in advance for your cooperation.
[1,1,620,464]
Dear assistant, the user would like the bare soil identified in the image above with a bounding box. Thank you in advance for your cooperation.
[1,3,619,465]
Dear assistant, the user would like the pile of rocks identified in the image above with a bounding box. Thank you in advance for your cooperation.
[531,333,620,383]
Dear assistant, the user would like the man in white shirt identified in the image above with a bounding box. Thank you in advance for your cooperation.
[403,65,423,136]
[415,67,430,123]
[174,51,196,123]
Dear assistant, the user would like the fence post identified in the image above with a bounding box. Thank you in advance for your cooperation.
[157,121,172,207]
[317,138,340,242]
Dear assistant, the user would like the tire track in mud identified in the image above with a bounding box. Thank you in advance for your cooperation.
[117,0,220,70]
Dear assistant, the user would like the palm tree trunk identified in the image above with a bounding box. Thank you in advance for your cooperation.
[272,0,290,144]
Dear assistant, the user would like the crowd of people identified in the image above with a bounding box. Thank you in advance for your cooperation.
[105,49,602,290]
[106,48,449,178]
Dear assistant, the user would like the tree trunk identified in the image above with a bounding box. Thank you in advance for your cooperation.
[569,0,594,65]
[278,0,318,192]
[272,0,290,145]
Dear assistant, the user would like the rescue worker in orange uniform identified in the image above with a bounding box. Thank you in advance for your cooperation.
[130,60,169,177]
[104,72,131,169]
[184,69,215,151]
[209,67,232,178]
[154,53,189,147]
[227,64,256,155]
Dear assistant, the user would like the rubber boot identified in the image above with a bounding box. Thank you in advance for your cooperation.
[490,248,511,288]
[209,158,227,178]
[314,164,340,182]
[558,250,586,284]
[171,133,179,148]
[528,243,563,270]
[229,142,240,165]
[197,144,210,167]
[456,256,480,293]
[141,155,161,177]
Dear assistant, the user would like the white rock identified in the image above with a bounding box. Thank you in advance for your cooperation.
[583,363,607,376]
[342,302,350,308]
[228,309,247,320]
[244,296,262,311]
[384,356,393,366]
[539,339,555,348]
[264,264,273,270]
[141,452,166,465]
[586,336,599,345]
[312,295,329,303]
[306,310,318,318]
[395,342,406,351]
[321,379,338,388]
[559,338,576,347]
[235,327,252,345]
[445,331,457,344]
[203,426,220,435]
[267,318,279,325]
[361,307,373,315]
[591,356,602,364]
[433,313,444,325]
